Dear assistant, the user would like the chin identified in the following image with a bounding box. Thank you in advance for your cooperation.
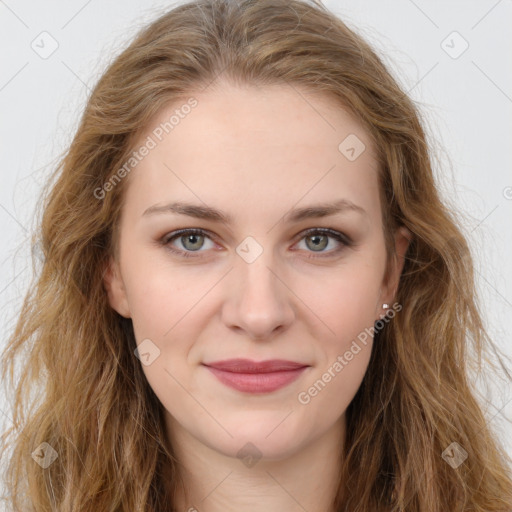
[204,416,309,462]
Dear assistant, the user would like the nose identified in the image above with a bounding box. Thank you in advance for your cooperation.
[221,252,295,341]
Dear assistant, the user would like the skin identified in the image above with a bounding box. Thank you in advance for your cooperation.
[104,80,411,512]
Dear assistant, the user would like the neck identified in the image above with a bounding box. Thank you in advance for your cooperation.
[166,414,344,512]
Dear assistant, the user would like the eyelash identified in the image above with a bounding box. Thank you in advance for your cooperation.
[159,227,353,259]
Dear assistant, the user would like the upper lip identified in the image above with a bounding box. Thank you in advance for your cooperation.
[203,359,308,373]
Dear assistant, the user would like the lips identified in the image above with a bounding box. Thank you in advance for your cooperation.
[204,358,307,372]
[202,359,309,393]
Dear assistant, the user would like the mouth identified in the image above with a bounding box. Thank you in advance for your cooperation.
[202,359,310,393]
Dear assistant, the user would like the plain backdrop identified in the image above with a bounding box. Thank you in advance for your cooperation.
[1,0,511,489]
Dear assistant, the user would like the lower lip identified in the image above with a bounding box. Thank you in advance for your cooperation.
[204,366,308,393]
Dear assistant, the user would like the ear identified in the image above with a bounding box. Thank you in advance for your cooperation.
[103,256,131,318]
[378,225,412,317]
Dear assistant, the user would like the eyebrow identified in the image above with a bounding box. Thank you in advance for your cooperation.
[142,198,367,223]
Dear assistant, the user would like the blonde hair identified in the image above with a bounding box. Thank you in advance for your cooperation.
[1,0,511,510]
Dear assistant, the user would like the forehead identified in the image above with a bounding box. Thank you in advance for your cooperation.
[122,82,381,226]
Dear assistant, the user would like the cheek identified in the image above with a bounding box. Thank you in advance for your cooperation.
[121,247,212,341]
[301,342,372,425]
[299,259,384,342]
[296,266,378,418]
[292,252,383,407]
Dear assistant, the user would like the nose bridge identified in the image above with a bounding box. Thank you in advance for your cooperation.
[239,250,280,302]
[222,239,295,339]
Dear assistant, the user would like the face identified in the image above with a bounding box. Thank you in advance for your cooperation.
[104,80,410,462]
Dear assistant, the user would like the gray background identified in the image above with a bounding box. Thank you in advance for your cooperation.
[1,0,511,489]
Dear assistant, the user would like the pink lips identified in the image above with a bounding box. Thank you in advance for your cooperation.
[203,358,309,393]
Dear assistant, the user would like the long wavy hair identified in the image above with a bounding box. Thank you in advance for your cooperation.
[1,0,511,510]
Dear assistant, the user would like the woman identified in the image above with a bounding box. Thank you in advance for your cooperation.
[1,0,511,510]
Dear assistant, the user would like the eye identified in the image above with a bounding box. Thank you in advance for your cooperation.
[160,227,352,259]
[293,228,352,258]
[160,228,215,257]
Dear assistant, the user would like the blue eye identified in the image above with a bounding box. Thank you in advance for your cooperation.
[160,227,352,259]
